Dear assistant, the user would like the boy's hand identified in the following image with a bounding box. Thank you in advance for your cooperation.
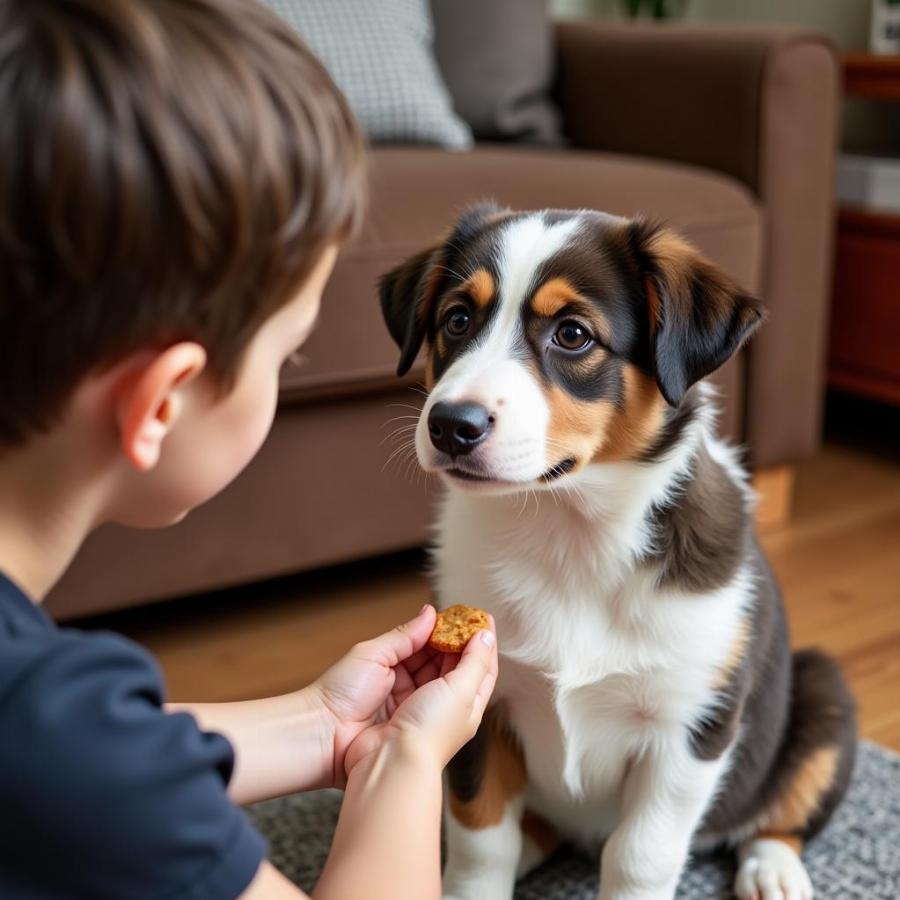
[313,605,497,784]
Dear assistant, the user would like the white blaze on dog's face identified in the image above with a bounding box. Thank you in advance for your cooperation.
[379,205,763,494]
[417,215,579,488]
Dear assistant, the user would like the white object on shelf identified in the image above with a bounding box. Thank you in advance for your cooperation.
[838,154,900,214]
[870,0,900,54]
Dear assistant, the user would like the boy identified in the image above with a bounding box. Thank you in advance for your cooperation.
[0,1,498,898]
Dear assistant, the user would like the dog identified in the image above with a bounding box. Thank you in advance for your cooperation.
[379,205,856,900]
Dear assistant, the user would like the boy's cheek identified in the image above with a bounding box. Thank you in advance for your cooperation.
[121,369,279,527]
[188,373,279,502]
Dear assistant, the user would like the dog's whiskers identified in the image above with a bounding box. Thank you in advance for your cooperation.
[377,422,419,450]
[382,437,418,475]
[380,414,420,427]
[385,402,424,412]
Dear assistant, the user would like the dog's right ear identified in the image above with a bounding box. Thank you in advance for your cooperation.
[379,245,446,377]
[625,219,765,407]
[379,202,506,377]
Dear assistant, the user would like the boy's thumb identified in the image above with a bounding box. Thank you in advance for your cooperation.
[367,603,436,664]
[446,628,495,698]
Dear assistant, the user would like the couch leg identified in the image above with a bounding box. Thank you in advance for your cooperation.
[753,464,796,530]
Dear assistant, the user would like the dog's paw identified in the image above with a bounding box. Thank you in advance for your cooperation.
[443,894,492,900]
[443,887,508,900]
[734,838,814,900]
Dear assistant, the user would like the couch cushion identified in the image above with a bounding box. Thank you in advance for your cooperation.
[431,0,562,144]
[258,0,471,149]
[279,145,762,404]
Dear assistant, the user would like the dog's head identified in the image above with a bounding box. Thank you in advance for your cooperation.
[379,205,764,493]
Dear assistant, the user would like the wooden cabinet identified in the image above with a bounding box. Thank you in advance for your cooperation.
[830,208,900,404]
[829,55,900,405]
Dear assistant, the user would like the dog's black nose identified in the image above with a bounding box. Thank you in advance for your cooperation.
[428,401,493,458]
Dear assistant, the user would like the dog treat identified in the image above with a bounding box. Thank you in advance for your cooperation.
[428,604,490,653]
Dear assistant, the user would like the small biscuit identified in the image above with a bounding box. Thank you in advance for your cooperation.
[428,604,490,653]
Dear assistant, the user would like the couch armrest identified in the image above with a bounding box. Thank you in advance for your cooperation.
[555,22,840,467]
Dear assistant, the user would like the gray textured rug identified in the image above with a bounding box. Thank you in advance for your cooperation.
[248,741,900,899]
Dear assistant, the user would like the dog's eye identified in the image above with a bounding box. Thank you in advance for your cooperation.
[554,320,591,351]
[444,306,471,337]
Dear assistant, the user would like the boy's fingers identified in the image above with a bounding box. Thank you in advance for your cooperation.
[410,655,442,688]
[359,604,436,666]
[391,663,414,698]
[439,651,459,678]
[402,644,440,676]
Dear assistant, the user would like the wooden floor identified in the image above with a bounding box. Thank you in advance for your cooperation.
[88,398,900,751]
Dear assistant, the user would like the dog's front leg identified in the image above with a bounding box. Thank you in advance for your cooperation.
[442,708,527,900]
[443,795,524,900]
[597,741,729,900]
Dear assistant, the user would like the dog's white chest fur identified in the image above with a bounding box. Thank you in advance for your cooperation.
[433,441,751,848]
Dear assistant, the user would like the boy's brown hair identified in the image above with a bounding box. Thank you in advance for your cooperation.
[0,0,365,448]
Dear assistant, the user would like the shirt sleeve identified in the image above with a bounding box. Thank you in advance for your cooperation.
[0,630,267,900]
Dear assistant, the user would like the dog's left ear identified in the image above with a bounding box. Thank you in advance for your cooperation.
[379,202,506,376]
[379,245,445,376]
[629,220,766,407]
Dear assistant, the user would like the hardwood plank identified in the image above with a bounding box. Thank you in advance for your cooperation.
[111,554,429,702]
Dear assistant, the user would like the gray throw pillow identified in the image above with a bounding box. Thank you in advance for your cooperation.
[431,0,563,144]
[258,0,472,150]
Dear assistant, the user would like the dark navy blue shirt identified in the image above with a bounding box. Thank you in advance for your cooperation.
[0,572,267,899]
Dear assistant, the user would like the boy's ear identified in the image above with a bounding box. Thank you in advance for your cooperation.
[379,201,507,377]
[628,220,766,406]
[115,343,207,471]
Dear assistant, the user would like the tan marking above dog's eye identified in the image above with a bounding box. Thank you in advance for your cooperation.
[462,268,495,308]
[532,276,581,318]
[553,319,592,351]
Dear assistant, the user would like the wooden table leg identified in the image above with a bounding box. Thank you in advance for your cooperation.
[753,464,796,530]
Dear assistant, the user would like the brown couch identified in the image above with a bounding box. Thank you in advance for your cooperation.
[46,21,839,620]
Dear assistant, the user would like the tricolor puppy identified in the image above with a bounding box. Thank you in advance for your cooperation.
[379,205,856,900]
